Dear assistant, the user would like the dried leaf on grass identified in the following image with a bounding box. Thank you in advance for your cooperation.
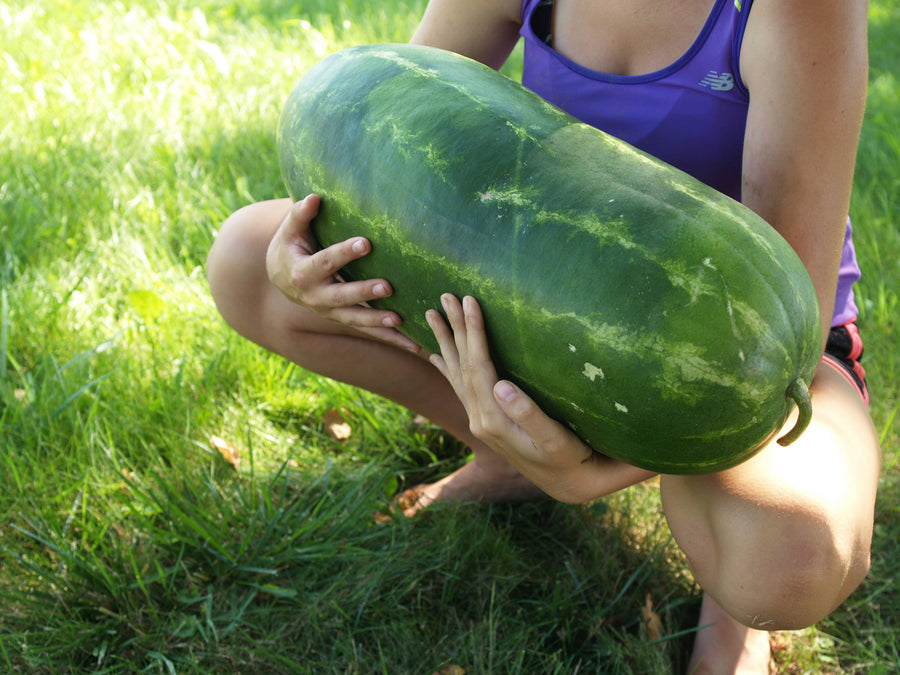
[373,485,423,524]
[11,388,28,408]
[642,593,662,642]
[324,407,352,441]
[431,666,465,675]
[210,435,241,468]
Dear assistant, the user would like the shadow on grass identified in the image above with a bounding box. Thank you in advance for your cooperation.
[0,455,699,674]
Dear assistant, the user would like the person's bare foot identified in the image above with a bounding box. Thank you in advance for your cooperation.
[687,593,772,675]
[389,453,546,517]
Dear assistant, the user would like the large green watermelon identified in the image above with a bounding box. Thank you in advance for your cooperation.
[277,43,822,474]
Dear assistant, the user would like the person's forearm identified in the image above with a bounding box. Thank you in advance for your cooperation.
[539,451,658,504]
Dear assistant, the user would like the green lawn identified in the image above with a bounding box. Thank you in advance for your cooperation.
[1,0,898,672]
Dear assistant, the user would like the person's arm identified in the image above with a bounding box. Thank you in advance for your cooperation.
[740,0,868,347]
[410,0,523,69]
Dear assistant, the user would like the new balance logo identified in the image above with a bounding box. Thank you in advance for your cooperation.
[699,71,735,91]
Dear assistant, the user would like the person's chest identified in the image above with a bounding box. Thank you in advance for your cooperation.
[548,0,719,76]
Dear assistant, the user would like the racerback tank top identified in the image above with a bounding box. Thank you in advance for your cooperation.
[519,0,860,325]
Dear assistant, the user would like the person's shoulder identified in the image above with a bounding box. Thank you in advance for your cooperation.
[744,0,867,42]
[741,0,867,92]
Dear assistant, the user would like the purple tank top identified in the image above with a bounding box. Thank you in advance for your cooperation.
[519,0,860,325]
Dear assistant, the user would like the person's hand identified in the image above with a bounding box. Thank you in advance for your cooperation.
[427,294,656,502]
[265,194,419,351]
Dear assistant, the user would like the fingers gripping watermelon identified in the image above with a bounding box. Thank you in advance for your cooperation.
[277,43,822,474]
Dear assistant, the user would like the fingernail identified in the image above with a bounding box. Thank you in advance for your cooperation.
[440,294,450,311]
[373,282,387,297]
[352,238,367,254]
[382,315,397,327]
[495,381,517,402]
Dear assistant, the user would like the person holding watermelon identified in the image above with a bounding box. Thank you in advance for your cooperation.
[206,0,879,671]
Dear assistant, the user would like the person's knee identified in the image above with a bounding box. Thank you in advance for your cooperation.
[207,220,248,327]
[712,506,872,630]
[208,206,257,290]
[206,202,284,334]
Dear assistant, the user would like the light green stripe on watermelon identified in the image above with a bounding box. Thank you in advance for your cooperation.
[519,304,779,408]
[278,43,821,474]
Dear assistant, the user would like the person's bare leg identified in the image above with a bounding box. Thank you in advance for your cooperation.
[662,363,879,673]
[687,594,771,675]
[207,199,545,510]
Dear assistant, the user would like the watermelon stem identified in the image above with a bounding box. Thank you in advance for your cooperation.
[776,378,812,446]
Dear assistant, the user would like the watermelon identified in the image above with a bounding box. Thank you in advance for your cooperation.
[277,43,822,474]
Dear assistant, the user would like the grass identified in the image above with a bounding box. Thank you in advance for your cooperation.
[1,0,898,672]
